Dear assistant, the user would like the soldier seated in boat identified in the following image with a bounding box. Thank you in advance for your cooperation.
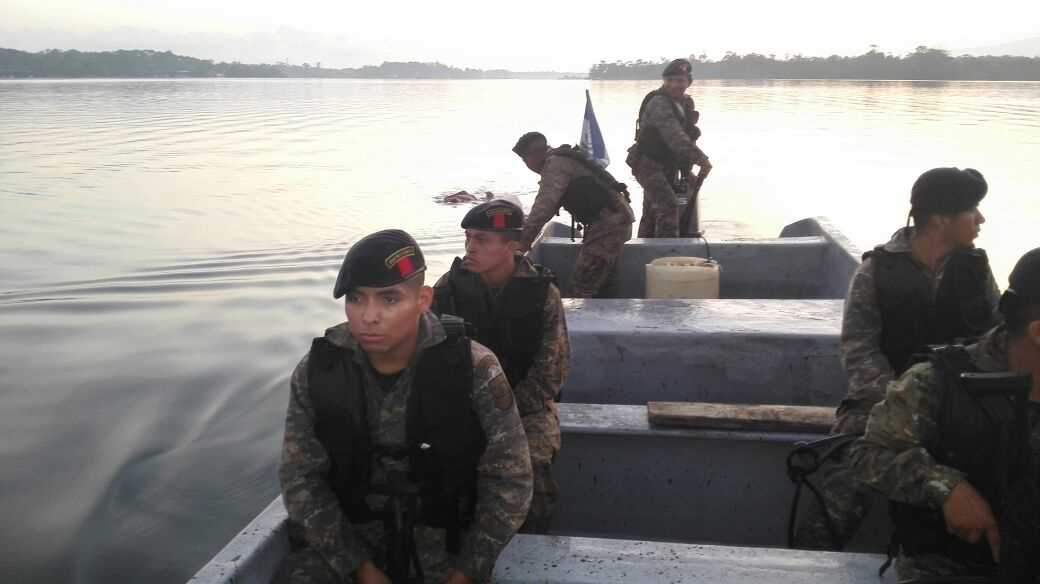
[849,247,1040,582]
[431,199,571,534]
[795,167,1002,550]
[275,229,532,584]
[512,131,635,298]
[625,58,712,238]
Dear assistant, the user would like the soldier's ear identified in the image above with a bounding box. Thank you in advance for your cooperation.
[418,285,433,312]
[1027,319,1040,348]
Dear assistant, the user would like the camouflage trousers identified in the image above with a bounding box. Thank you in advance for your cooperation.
[792,402,874,551]
[568,221,631,298]
[518,403,562,534]
[274,523,460,583]
[634,166,679,238]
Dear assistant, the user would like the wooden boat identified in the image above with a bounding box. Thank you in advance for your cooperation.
[188,217,895,583]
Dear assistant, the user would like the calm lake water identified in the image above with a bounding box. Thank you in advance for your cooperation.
[1,78,1038,583]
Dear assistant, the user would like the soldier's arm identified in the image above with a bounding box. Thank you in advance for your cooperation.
[511,284,571,414]
[849,364,967,507]
[454,348,533,581]
[645,95,707,169]
[519,158,572,250]
[279,356,371,577]
[840,259,896,405]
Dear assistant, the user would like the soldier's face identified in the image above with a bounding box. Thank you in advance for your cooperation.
[462,229,519,275]
[944,206,985,249]
[521,150,546,174]
[662,75,691,99]
[344,280,432,357]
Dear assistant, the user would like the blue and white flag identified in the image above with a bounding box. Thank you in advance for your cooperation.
[579,89,609,168]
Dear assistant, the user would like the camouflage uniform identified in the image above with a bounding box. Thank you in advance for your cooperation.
[849,326,1040,580]
[432,256,571,534]
[794,227,1002,550]
[626,93,708,238]
[519,151,634,298]
[276,312,533,583]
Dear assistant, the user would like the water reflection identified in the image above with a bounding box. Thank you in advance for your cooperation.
[1,78,1038,583]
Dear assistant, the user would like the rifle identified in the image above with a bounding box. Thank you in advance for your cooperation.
[383,469,425,584]
[677,174,704,237]
[959,371,1039,584]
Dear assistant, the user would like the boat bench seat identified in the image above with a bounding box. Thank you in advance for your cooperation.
[554,402,888,551]
[493,534,895,583]
[530,217,860,300]
[562,298,848,406]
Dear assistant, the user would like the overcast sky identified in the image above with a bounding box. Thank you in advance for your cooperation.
[3,0,1039,71]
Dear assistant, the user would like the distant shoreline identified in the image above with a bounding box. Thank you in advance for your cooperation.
[3,47,1039,81]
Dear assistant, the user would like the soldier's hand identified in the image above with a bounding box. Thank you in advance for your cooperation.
[443,569,475,584]
[942,479,1001,562]
[353,561,392,584]
[697,158,712,180]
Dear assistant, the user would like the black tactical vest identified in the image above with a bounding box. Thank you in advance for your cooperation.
[434,257,551,394]
[634,89,701,167]
[549,145,628,225]
[871,246,993,375]
[891,345,1028,567]
[305,320,487,550]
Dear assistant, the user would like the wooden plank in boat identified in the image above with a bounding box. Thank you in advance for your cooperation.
[647,401,834,432]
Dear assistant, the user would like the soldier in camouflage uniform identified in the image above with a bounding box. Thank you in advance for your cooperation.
[513,132,635,298]
[795,168,1002,550]
[849,247,1040,581]
[276,229,532,584]
[625,58,712,238]
[430,200,570,535]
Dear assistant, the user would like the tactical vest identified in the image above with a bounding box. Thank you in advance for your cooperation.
[549,145,629,225]
[305,320,487,551]
[633,90,701,167]
[870,247,993,375]
[891,345,1031,567]
[434,257,552,397]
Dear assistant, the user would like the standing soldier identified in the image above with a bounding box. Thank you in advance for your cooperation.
[850,247,1040,581]
[276,229,532,584]
[795,167,1002,550]
[626,58,712,238]
[431,199,571,534]
[513,131,635,298]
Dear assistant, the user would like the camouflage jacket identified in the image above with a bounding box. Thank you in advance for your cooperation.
[840,227,1002,407]
[628,92,708,173]
[279,311,533,581]
[850,326,1040,508]
[431,255,572,416]
[520,149,635,250]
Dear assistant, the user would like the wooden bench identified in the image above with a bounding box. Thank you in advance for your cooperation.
[648,401,836,433]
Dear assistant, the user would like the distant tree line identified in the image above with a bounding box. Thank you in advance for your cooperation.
[590,47,1040,81]
[5,47,1040,80]
[0,48,565,79]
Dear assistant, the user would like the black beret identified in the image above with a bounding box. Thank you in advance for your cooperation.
[333,229,426,299]
[662,58,692,80]
[910,167,988,215]
[512,131,546,156]
[1007,247,1040,305]
[462,200,524,231]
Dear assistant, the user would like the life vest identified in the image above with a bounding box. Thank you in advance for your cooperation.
[890,345,1034,568]
[434,257,552,395]
[549,145,629,225]
[305,317,487,552]
[870,247,993,375]
[633,89,701,167]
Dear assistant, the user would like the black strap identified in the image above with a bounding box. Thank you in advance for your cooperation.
[786,432,861,549]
